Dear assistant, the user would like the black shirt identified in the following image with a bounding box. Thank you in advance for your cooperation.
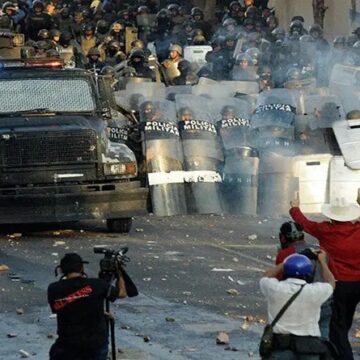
[48,277,117,348]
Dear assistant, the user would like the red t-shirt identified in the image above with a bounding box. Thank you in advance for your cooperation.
[290,207,360,281]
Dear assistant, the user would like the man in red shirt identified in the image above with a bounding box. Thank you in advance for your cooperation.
[290,197,360,360]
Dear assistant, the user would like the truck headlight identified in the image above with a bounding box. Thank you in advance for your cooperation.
[103,162,137,176]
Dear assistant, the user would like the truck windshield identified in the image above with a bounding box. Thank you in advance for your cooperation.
[0,78,96,113]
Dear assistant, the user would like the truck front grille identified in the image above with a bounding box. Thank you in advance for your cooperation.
[0,129,98,167]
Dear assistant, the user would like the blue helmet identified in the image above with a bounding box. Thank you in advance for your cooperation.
[283,254,313,278]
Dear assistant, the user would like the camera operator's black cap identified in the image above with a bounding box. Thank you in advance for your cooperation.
[60,253,89,268]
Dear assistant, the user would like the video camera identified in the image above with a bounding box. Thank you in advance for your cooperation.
[93,246,130,282]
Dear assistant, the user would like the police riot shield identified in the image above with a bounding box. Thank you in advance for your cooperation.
[251,89,299,216]
[183,45,212,71]
[175,95,224,214]
[296,94,344,155]
[214,98,258,215]
[165,85,192,102]
[139,99,187,216]
[219,81,259,95]
[333,119,360,170]
[329,64,360,114]
[114,82,166,112]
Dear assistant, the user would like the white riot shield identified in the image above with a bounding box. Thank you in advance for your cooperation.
[329,64,360,114]
[139,99,186,216]
[184,45,212,70]
[296,94,345,155]
[333,119,360,170]
[175,94,224,214]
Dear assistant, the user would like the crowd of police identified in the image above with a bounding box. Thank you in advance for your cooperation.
[0,0,359,87]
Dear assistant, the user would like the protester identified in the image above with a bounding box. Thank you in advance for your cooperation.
[260,251,335,359]
[290,197,360,360]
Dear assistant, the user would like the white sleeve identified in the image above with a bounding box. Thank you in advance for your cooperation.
[260,277,279,297]
[305,282,333,304]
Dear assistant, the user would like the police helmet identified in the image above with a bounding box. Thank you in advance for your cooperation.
[2,1,16,12]
[169,44,182,56]
[137,5,149,14]
[140,101,155,116]
[177,59,191,73]
[346,110,360,120]
[290,20,303,33]
[50,29,61,39]
[120,66,137,78]
[33,0,44,11]
[354,41,360,49]
[60,31,72,45]
[309,24,323,37]
[279,221,304,242]
[131,39,144,50]
[35,40,51,51]
[129,48,145,60]
[286,67,302,81]
[271,27,286,39]
[299,34,315,43]
[245,6,258,19]
[38,29,50,40]
[83,23,95,34]
[283,254,313,278]
[333,36,346,47]
[111,22,123,32]
[87,47,101,57]
[167,3,179,13]
[46,49,60,58]
[60,7,70,18]
[191,7,203,17]
[221,105,236,116]
[101,66,115,76]
[222,17,237,28]
[192,35,207,45]
[96,20,109,32]
[245,47,261,66]
[243,17,255,27]
[291,15,305,23]
[108,40,121,51]
[235,52,253,65]
[178,107,193,118]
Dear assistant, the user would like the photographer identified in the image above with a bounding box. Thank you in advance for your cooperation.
[260,251,335,359]
[275,221,337,341]
[47,252,128,360]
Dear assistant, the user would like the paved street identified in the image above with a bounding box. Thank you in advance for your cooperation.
[0,214,360,359]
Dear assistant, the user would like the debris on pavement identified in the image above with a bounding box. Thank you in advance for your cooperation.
[355,329,360,338]
[216,331,229,345]
[248,234,258,241]
[8,233,22,239]
[165,317,175,322]
[143,336,150,343]
[226,289,239,296]
[0,264,9,272]
[7,333,17,338]
[211,268,234,272]
[19,350,31,358]
[16,308,24,315]
[135,228,144,233]
[241,320,250,331]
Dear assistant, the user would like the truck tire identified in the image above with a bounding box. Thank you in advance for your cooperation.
[106,218,133,233]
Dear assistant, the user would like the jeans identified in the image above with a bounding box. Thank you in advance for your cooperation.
[319,300,332,341]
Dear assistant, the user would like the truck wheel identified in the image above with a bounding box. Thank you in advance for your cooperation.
[106,218,133,233]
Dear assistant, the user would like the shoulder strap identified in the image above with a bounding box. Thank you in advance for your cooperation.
[270,284,305,328]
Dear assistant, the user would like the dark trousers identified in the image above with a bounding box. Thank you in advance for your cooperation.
[329,280,360,360]
[49,341,108,360]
